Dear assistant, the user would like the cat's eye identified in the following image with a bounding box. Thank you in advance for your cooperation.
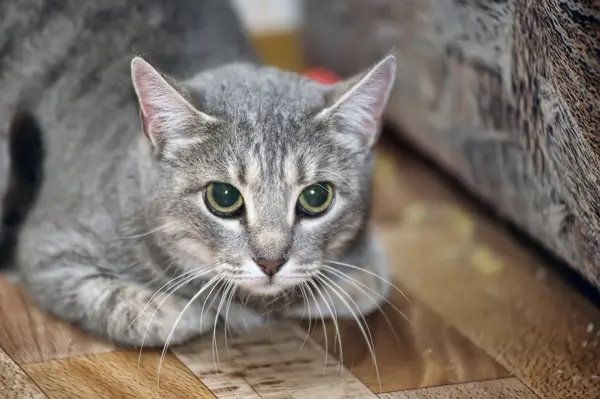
[297,182,334,216]
[205,182,244,217]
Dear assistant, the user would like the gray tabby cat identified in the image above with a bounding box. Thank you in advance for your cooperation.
[2,0,396,347]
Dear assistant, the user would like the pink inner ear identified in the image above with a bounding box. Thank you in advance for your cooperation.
[320,56,395,149]
[131,58,181,147]
[134,78,162,114]
[132,63,158,145]
[139,109,153,145]
[136,85,160,147]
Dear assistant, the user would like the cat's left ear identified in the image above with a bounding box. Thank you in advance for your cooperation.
[130,57,215,153]
[317,55,396,149]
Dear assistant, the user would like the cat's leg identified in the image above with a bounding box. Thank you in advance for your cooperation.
[19,228,216,347]
[285,230,391,320]
[23,259,216,347]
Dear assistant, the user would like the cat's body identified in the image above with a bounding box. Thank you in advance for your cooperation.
[1,0,395,347]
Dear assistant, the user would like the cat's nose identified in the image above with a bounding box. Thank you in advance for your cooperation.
[254,258,287,277]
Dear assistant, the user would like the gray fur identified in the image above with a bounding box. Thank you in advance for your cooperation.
[2,0,395,347]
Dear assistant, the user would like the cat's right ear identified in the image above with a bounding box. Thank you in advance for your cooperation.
[130,57,215,151]
[316,55,396,151]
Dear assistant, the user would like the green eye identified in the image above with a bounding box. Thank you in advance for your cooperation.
[297,182,334,216]
[205,182,244,217]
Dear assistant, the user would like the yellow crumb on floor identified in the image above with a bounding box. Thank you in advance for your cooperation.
[404,203,428,226]
[375,154,398,182]
[445,205,476,240]
[469,246,504,275]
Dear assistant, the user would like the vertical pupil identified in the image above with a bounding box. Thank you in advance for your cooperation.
[213,183,238,207]
[305,185,328,207]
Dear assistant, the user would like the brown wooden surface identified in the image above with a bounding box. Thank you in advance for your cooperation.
[379,378,539,399]
[174,322,376,399]
[0,348,45,399]
[23,351,214,399]
[373,145,600,399]
[0,276,114,365]
[0,143,598,398]
[305,288,509,393]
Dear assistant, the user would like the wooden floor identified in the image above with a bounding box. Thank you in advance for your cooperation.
[1,142,599,398]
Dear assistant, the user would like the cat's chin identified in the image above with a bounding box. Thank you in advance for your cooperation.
[236,277,296,297]
[244,285,286,297]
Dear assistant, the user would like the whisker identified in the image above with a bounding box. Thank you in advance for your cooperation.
[261,292,284,312]
[187,275,227,372]
[322,265,408,348]
[322,265,411,326]
[317,273,377,352]
[137,270,207,369]
[223,282,237,359]
[137,258,177,289]
[131,263,219,332]
[213,279,234,364]
[316,273,381,392]
[242,291,251,308]
[324,259,410,304]
[309,278,344,374]
[296,282,313,353]
[199,277,222,332]
[304,280,329,372]
[197,276,226,373]
[116,224,169,240]
[156,273,223,389]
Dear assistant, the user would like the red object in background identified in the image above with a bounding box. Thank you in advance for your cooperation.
[304,68,340,84]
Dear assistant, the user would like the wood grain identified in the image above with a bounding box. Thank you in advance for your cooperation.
[174,322,377,399]
[0,348,46,399]
[23,350,214,399]
[174,334,261,399]
[371,146,600,399]
[379,378,539,399]
[306,288,508,393]
[0,277,114,364]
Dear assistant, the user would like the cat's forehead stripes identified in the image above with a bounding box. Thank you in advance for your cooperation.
[235,156,258,227]
[243,155,262,187]
[283,156,299,187]
[239,152,293,228]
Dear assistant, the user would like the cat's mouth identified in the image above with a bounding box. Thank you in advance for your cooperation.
[222,259,317,297]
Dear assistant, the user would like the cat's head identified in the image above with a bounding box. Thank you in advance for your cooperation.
[131,56,395,296]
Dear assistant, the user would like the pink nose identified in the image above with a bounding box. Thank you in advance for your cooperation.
[255,259,286,277]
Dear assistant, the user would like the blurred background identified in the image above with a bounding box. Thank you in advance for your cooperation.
[231,0,305,72]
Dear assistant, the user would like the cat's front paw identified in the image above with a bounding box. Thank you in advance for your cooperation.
[115,285,215,348]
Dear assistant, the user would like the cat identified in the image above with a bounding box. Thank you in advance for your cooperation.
[2,0,396,348]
